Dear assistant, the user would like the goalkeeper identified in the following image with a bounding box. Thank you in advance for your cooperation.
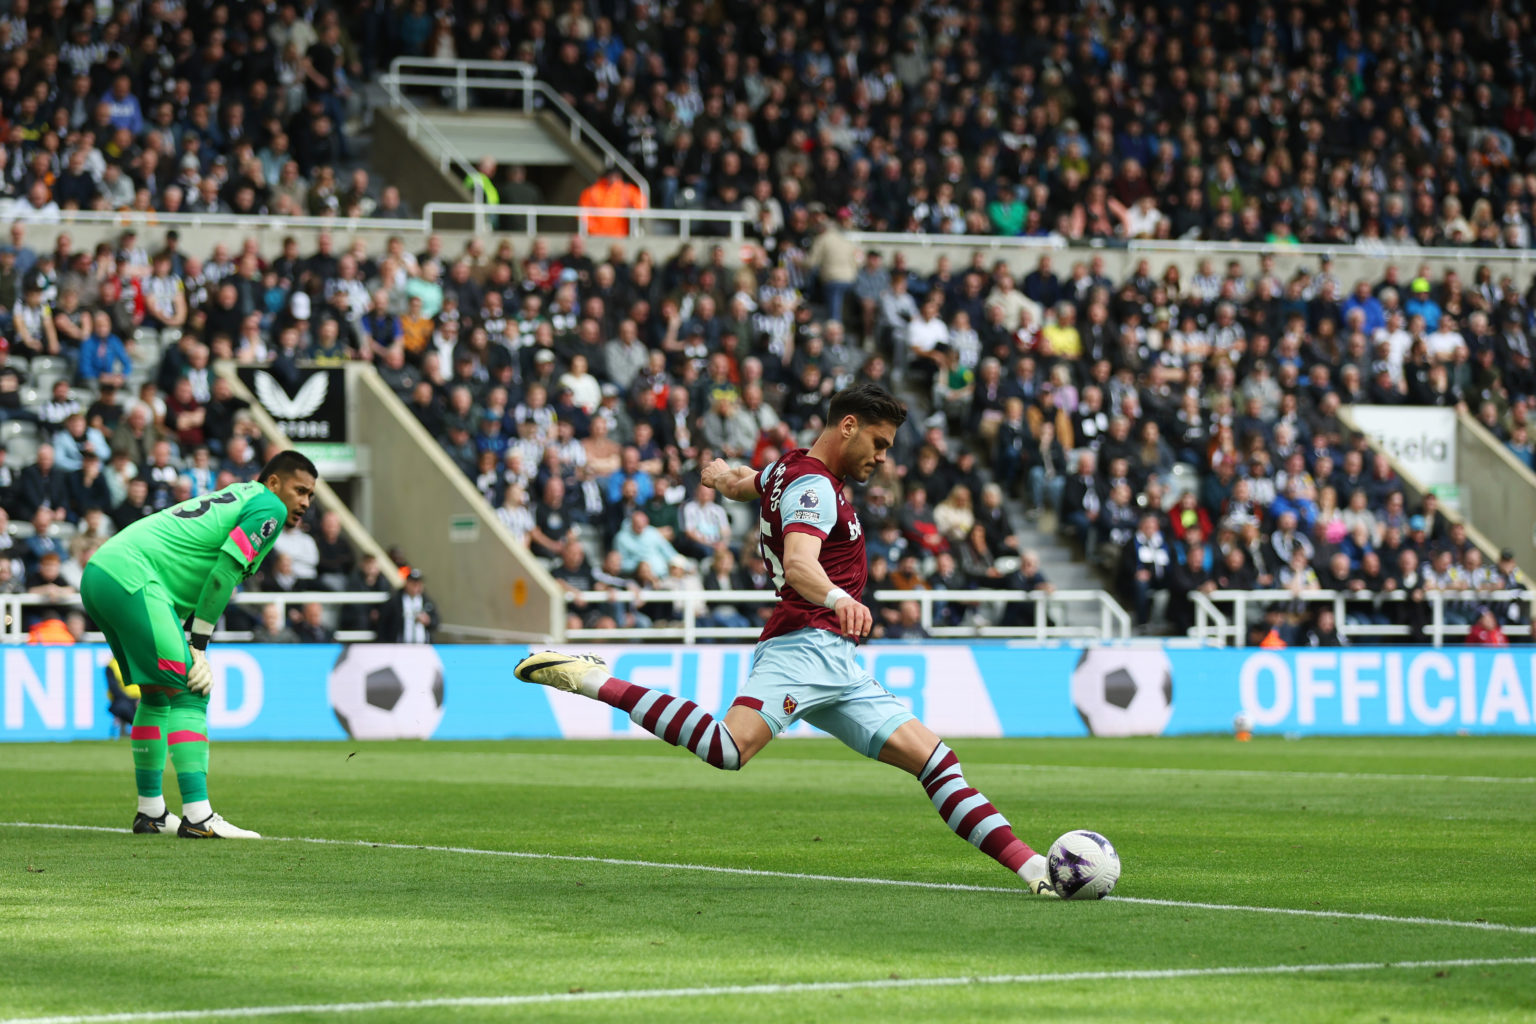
[82,450,318,839]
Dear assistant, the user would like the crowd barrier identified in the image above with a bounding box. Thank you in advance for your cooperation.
[5,643,1534,743]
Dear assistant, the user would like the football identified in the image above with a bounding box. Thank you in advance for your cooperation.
[1047,829,1122,900]
[327,644,446,740]
[1070,647,1174,737]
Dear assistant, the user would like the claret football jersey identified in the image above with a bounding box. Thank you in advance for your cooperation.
[754,448,866,643]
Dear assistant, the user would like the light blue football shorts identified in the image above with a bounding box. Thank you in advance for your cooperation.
[731,627,916,759]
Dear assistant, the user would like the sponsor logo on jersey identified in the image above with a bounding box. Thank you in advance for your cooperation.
[786,508,820,523]
[798,489,820,509]
[847,513,863,540]
[782,695,798,715]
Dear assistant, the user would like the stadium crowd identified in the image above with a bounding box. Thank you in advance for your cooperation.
[0,0,413,221]
[1,208,1529,641]
[2,0,1534,642]
[454,0,1536,248]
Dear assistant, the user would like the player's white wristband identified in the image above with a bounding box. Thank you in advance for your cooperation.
[823,587,851,610]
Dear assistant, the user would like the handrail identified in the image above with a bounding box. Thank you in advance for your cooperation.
[1188,591,1230,647]
[1126,239,1536,266]
[1192,588,1534,648]
[16,209,417,231]
[847,231,1067,251]
[31,210,1536,270]
[387,57,535,113]
[563,587,1129,645]
[377,73,488,221]
[379,63,650,206]
[0,590,389,644]
[420,202,750,242]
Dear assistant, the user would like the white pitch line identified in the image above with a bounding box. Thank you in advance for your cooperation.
[399,750,1536,785]
[6,822,1535,935]
[4,957,1535,1024]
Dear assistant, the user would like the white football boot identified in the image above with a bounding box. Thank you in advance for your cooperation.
[177,812,261,839]
[514,651,609,698]
[1019,853,1059,896]
[131,810,182,835]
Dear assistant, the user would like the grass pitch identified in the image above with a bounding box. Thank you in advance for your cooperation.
[2,736,1534,1022]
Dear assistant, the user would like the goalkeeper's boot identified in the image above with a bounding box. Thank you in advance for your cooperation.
[132,810,181,835]
[178,812,261,839]
[1019,853,1059,897]
[514,651,608,698]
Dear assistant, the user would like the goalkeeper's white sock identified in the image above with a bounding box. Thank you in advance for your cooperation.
[183,799,212,823]
[138,795,166,817]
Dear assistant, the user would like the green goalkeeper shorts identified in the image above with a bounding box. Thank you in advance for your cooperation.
[80,562,194,694]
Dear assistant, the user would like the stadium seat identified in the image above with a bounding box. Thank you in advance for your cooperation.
[6,438,38,466]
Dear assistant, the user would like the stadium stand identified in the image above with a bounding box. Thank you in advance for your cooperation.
[1,1,1533,645]
[427,0,1536,249]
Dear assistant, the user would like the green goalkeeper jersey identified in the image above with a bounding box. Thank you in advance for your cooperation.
[90,482,288,619]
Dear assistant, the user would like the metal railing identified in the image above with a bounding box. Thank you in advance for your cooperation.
[1189,589,1535,648]
[1125,239,1536,267]
[846,231,1067,252]
[385,58,536,113]
[419,202,750,242]
[380,59,650,206]
[562,588,1130,645]
[376,76,489,211]
[0,591,390,644]
[11,209,418,232]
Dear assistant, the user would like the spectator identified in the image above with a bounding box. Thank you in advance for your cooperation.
[578,168,647,237]
[252,604,300,644]
[341,553,395,635]
[17,444,68,523]
[314,512,355,591]
[1467,606,1509,647]
[376,569,438,644]
[77,312,131,387]
[292,603,335,644]
[1121,514,1171,628]
[677,484,730,562]
[614,509,681,577]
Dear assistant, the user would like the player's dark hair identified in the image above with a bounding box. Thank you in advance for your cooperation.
[827,383,907,428]
[259,449,319,483]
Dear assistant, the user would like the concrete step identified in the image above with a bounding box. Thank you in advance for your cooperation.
[416,111,574,168]
[1003,499,1123,629]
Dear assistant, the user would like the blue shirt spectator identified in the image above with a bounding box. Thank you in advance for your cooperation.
[1404,282,1442,332]
[1341,286,1385,335]
[604,451,655,505]
[77,326,131,383]
[99,76,143,133]
[613,510,681,576]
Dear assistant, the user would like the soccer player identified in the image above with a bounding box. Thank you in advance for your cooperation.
[516,384,1056,894]
[81,450,318,839]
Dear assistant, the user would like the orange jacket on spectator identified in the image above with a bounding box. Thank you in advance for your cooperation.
[29,618,75,644]
[578,174,646,236]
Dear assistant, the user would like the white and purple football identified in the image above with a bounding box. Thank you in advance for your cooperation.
[1047,830,1122,900]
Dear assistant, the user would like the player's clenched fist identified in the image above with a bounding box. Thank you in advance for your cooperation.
[700,458,730,491]
[833,596,872,638]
